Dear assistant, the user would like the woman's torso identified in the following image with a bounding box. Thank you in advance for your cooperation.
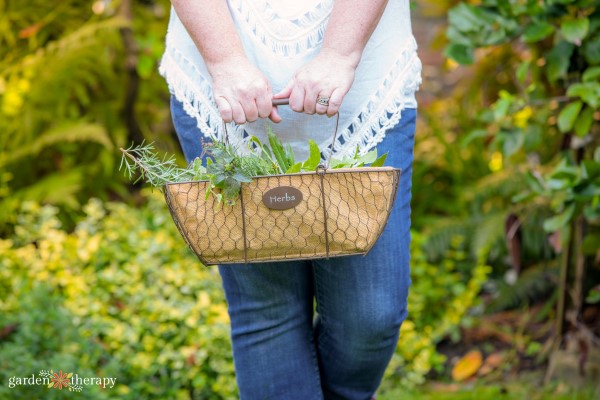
[160,0,422,159]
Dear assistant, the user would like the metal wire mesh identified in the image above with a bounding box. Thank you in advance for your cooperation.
[164,167,401,265]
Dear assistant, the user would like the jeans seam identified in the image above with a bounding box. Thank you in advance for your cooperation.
[310,263,325,399]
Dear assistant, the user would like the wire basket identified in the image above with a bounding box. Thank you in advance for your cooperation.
[164,100,401,265]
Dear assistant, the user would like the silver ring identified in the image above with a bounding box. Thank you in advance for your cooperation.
[317,95,330,106]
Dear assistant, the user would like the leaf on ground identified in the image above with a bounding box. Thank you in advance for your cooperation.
[478,352,504,376]
[452,350,483,381]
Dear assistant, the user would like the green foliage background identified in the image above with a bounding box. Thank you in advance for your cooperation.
[1,0,599,398]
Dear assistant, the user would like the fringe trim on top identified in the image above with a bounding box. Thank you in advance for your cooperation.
[159,36,422,158]
[329,37,422,159]
[229,0,333,56]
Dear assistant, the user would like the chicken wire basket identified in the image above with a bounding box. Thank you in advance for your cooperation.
[164,101,401,265]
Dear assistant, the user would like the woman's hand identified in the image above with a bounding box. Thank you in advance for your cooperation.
[171,0,281,123]
[210,56,281,124]
[274,49,356,117]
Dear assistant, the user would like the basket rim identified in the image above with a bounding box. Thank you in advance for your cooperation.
[163,166,402,186]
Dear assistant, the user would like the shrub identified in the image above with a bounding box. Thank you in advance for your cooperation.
[0,194,235,399]
[382,233,491,388]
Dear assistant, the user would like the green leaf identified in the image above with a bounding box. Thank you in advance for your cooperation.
[522,21,555,43]
[445,43,474,65]
[545,41,574,83]
[557,101,582,133]
[582,66,600,82]
[493,93,514,120]
[223,178,241,199]
[302,140,321,171]
[516,60,530,84]
[549,159,580,181]
[582,234,600,256]
[582,160,600,180]
[284,144,295,167]
[583,34,600,64]
[497,130,523,157]
[267,127,288,173]
[524,171,545,194]
[356,149,378,166]
[574,107,594,137]
[567,82,600,108]
[560,18,590,45]
[232,172,252,183]
[586,289,600,304]
[371,152,388,167]
[523,124,543,152]
[286,162,303,174]
[329,157,352,169]
[214,192,223,205]
[448,3,486,33]
[543,204,575,232]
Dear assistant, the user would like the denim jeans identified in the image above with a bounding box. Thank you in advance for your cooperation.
[171,98,416,400]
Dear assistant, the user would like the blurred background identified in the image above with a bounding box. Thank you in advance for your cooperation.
[1,0,599,399]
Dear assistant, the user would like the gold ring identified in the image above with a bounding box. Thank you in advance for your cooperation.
[317,95,330,106]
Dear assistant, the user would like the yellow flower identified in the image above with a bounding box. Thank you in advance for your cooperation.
[2,90,24,116]
[513,106,533,129]
[489,151,503,172]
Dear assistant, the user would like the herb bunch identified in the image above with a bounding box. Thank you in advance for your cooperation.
[120,128,387,205]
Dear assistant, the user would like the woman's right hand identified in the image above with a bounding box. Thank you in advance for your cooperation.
[209,56,281,124]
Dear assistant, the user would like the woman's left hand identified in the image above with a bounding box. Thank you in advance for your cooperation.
[273,49,356,117]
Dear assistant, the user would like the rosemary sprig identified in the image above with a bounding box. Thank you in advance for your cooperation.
[119,142,196,188]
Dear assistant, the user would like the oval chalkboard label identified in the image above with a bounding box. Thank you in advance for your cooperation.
[262,186,303,210]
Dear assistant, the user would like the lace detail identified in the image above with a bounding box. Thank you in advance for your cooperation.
[160,36,422,159]
[229,0,334,56]
[330,37,422,158]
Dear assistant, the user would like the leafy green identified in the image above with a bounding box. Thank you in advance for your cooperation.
[121,132,388,206]
[267,126,294,173]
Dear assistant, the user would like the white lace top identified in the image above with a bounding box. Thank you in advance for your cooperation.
[160,0,422,159]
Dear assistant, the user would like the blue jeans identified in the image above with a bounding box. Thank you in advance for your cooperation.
[171,98,416,400]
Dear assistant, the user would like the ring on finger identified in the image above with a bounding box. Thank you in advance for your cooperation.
[316,95,330,107]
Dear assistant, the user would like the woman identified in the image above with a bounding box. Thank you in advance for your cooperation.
[160,0,421,398]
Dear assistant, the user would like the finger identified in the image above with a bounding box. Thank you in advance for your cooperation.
[256,90,272,119]
[274,82,293,100]
[242,100,259,123]
[215,96,233,123]
[315,92,332,115]
[230,100,246,124]
[289,84,305,113]
[326,88,344,117]
[303,83,321,114]
[269,105,282,123]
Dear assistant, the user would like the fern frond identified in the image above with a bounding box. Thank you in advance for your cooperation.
[485,262,559,313]
[0,122,113,168]
[423,217,472,262]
